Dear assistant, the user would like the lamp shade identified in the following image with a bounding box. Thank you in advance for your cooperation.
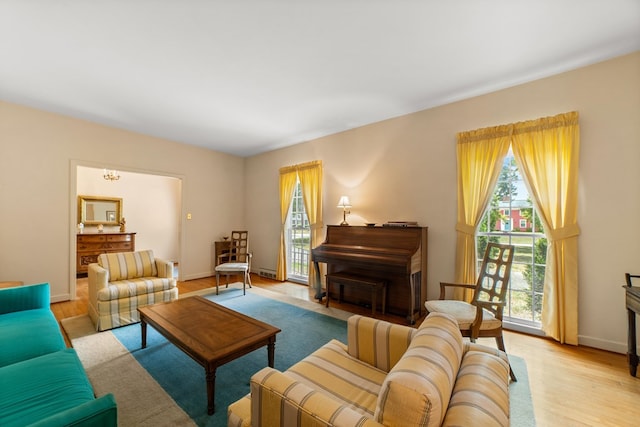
[337,196,352,208]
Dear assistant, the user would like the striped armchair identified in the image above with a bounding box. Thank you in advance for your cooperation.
[88,250,178,331]
[228,312,510,427]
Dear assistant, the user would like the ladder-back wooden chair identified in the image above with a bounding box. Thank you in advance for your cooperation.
[215,230,252,295]
[425,242,517,381]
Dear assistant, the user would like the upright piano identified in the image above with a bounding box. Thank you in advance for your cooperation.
[311,225,428,324]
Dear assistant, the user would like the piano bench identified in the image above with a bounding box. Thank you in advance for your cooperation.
[325,272,387,316]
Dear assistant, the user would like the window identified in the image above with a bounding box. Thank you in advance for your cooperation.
[285,180,310,283]
[477,150,546,327]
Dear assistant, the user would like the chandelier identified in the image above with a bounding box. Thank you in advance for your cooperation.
[103,169,120,181]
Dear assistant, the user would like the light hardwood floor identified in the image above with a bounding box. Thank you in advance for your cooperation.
[52,274,640,426]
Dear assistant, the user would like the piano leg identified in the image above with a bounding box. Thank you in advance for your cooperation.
[407,273,417,325]
[406,272,424,325]
[313,261,326,301]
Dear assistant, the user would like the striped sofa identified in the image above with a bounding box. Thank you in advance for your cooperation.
[88,249,178,331]
[228,312,510,427]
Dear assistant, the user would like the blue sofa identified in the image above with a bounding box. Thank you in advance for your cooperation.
[0,283,117,426]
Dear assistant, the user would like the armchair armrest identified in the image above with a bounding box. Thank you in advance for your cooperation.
[347,315,415,372]
[88,263,109,308]
[464,342,509,364]
[250,367,383,427]
[439,281,476,299]
[217,252,252,265]
[0,283,50,315]
[155,258,174,279]
[217,251,231,264]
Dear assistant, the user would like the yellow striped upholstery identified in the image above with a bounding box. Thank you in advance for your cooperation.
[286,340,386,417]
[347,315,416,372]
[96,278,175,301]
[374,312,464,427]
[93,280,178,330]
[98,250,158,281]
[227,313,510,427]
[442,350,510,426]
[249,367,384,427]
[227,396,251,427]
[464,341,510,362]
[89,250,177,331]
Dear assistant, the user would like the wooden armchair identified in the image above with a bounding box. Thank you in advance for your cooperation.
[215,230,252,295]
[425,242,517,381]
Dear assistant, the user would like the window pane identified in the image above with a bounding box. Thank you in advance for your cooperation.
[286,181,310,282]
[476,150,546,328]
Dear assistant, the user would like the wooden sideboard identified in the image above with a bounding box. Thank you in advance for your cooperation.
[76,232,136,275]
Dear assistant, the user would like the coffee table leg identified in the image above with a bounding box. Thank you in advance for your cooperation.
[268,337,276,367]
[206,367,217,415]
[141,318,147,349]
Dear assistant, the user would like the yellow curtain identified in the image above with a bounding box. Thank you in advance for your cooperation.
[511,112,580,344]
[297,160,323,291]
[276,165,298,281]
[455,126,511,300]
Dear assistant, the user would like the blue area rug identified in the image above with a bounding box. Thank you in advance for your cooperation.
[112,288,534,426]
[112,289,347,426]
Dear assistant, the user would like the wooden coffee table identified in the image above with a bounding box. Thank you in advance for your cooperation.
[138,296,281,415]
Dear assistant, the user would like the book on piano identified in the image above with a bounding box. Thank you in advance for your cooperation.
[383,221,419,227]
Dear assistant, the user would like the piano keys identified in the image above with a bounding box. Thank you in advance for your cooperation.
[311,225,428,324]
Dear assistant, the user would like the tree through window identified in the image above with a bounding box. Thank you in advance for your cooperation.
[477,149,546,326]
[285,180,310,283]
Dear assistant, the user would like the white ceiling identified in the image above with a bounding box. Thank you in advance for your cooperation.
[1,1,639,157]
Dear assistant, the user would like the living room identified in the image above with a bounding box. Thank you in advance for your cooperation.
[1,2,640,426]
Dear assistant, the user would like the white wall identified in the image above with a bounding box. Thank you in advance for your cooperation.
[77,166,181,261]
[0,103,245,301]
[1,52,638,354]
[245,52,640,354]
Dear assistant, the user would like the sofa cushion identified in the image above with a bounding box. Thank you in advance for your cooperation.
[374,312,464,427]
[96,278,176,301]
[98,250,158,281]
[441,350,510,427]
[93,286,179,331]
[0,349,98,426]
[0,308,65,367]
[250,367,383,427]
[286,339,387,417]
[347,315,416,373]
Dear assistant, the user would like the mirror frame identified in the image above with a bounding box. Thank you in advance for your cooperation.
[78,195,123,226]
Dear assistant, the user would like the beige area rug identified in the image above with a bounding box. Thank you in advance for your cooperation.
[61,315,195,426]
[61,284,353,426]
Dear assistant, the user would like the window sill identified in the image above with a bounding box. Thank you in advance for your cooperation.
[503,320,546,337]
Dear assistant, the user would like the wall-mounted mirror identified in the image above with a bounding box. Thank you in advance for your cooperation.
[78,195,123,226]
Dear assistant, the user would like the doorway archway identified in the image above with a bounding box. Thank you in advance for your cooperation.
[69,162,184,299]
